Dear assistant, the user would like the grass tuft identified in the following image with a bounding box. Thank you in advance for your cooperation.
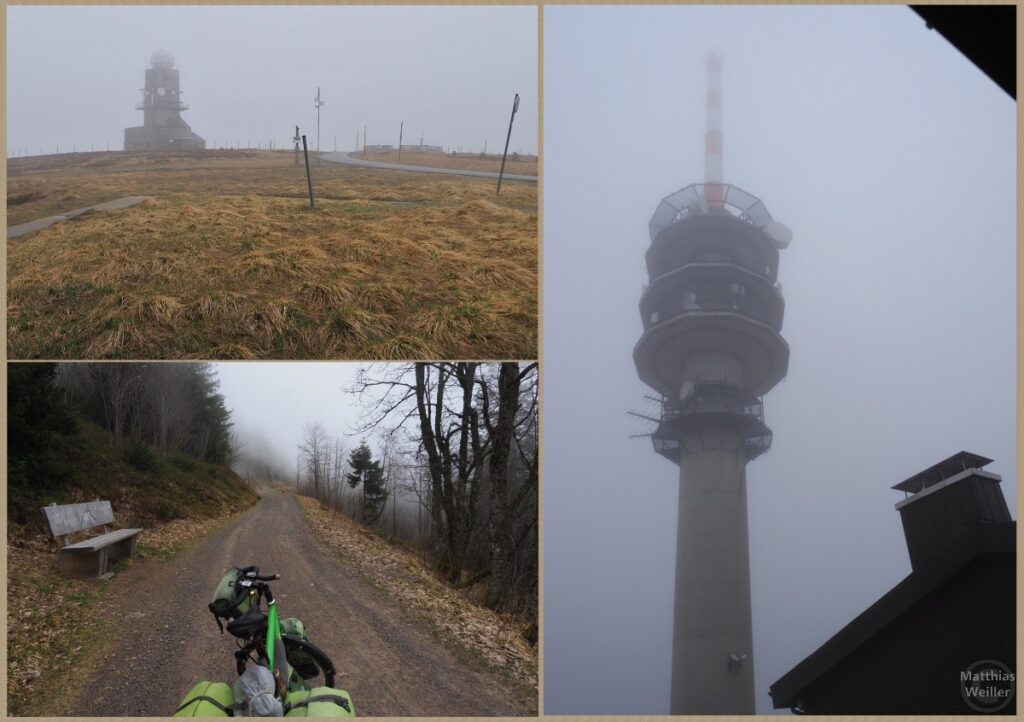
[7,150,537,359]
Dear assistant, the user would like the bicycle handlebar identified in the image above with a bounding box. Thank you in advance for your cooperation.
[238,565,280,583]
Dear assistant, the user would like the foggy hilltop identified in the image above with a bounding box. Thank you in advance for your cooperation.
[7,5,538,157]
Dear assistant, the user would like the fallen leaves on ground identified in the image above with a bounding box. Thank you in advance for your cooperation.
[296,495,537,690]
[5,510,247,716]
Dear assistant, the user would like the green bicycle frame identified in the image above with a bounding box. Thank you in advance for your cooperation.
[266,598,280,666]
[265,596,291,697]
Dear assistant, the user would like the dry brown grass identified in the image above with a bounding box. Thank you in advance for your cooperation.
[7,151,537,359]
[361,149,537,175]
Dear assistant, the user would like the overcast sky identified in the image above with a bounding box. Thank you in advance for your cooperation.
[543,4,1016,715]
[6,5,537,155]
[214,362,368,482]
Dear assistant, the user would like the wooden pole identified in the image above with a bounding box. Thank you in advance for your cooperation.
[302,135,315,209]
[363,125,367,157]
[496,93,520,196]
[398,121,404,162]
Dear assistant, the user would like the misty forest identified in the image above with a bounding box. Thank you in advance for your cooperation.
[273,362,539,621]
[7,362,538,717]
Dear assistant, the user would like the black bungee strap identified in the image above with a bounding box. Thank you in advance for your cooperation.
[174,694,244,716]
[285,693,353,714]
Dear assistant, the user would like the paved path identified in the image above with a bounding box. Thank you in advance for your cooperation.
[7,196,153,239]
[320,151,537,182]
[67,492,530,717]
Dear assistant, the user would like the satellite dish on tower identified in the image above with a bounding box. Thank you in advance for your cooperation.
[764,220,793,249]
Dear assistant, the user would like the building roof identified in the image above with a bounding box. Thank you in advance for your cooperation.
[891,450,993,494]
[769,521,1015,710]
[911,5,1015,98]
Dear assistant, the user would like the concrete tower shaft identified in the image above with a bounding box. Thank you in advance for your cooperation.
[633,54,791,715]
[673,437,754,713]
[141,65,187,127]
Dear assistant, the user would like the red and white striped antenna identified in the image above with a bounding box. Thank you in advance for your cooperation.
[705,53,724,210]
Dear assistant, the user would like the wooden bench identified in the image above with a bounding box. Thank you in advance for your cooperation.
[42,501,143,579]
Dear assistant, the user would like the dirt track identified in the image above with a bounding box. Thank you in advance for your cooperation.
[67,492,532,716]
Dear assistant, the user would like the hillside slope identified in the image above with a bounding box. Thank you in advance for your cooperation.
[7,415,258,715]
[9,416,258,539]
[7,151,537,360]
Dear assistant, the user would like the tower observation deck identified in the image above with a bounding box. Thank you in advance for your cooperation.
[633,55,791,715]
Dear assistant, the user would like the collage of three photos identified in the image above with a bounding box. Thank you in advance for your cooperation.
[5,3,1017,718]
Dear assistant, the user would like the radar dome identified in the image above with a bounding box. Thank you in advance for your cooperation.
[764,220,793,250]
[150,50,175,69]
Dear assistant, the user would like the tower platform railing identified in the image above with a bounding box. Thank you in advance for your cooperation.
[646,382,774,462]
[641,276,784,299]
[649,183,774,241]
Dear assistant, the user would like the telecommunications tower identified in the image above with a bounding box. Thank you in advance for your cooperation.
[124,50,205,151]
[632,54,792,714]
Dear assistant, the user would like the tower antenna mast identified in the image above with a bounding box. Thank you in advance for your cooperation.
[705,53,724,209]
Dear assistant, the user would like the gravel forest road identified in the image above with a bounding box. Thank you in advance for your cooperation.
[67,492,531,716]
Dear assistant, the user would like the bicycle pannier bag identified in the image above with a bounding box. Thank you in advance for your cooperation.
[209,567,252,631]
[284,687,355,717]
[174,681,236,717]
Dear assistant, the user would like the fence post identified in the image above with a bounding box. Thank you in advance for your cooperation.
[302,135,315,209]
[497,93,520,196]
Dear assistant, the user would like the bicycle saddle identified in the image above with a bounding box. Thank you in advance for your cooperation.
[226,605,268,640]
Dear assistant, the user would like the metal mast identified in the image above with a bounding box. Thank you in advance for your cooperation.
[704,54,724,210]
[633,53,792,714]
[315,88,325,165]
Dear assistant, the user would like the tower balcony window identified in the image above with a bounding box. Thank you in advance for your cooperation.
[648,279,772,326]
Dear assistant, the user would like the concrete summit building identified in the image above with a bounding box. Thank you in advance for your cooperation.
[632,54,792,714]
[124,50,205,151]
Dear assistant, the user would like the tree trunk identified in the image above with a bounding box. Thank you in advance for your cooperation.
[487,362,521,608]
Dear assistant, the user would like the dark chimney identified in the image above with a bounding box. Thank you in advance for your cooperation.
[892,451,1012,571]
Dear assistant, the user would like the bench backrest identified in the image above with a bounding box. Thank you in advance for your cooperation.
[42,501,115,545]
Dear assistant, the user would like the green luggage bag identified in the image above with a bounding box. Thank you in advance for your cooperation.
[174,680,236,717]
[285,686,356,717]
[281,617,320,681]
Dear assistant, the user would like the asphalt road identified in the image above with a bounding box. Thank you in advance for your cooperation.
[320,151,538,182]
[66,492,531,716]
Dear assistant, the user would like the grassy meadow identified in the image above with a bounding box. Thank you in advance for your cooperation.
[7,150,537,359]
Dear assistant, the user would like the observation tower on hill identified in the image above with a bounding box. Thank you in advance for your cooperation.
[632,53,792,714]
[124,50,205,151]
